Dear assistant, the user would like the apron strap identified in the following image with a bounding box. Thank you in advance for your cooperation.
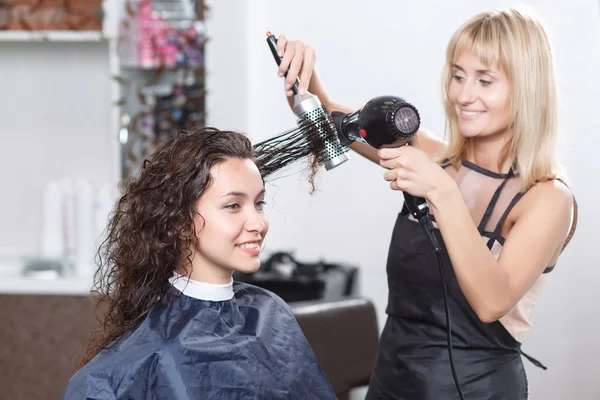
[520,350,548,370]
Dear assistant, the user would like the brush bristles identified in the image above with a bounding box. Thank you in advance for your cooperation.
[253,106,341,193]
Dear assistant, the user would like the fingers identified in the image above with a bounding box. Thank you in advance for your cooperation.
[390,180,409,191]
[286,41,305,90]
[276,35,287,58]
[378,146,405,161]
[383,168,410,182]
[276,37,315,96]
[378,145,420,164]
[297,46,315,95]
[383,169,409,192]
[284,86,295,97]
[278,38,295,78]
[380,157,404,170]
[383,169,398,182]
[275,36,294,97]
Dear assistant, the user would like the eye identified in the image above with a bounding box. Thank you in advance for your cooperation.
[255,200,267,211]
[479,79,492,86]
[224,203,240,210]
[451,74,465,82]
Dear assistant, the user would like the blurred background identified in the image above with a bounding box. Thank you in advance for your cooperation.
[0,0,598,399]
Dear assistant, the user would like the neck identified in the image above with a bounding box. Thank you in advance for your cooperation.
[176,251,234,285]
[465,134,513,174]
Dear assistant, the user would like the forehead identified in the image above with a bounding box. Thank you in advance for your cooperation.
[205,158,264,196]
[452,48,508,77]
[450,25,503,67]
[453,49,497,70]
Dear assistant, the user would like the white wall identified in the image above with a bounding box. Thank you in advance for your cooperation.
[206,1,600,399]
[0,42,115,259]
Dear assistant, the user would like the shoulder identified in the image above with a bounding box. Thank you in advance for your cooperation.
[512,179,575,244]
[521,179,573,215]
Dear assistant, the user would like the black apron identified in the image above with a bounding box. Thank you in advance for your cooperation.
[365,211,530,400]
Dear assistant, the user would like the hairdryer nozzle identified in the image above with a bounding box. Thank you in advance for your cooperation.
[391,104,420,137]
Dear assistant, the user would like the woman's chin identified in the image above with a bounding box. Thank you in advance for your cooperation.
[458,128,482,138]
[234,261,262,274]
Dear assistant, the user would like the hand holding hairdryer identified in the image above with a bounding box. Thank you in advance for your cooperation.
[331,96,441,252]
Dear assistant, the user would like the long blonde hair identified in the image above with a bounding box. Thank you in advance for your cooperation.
[438,7,563,190]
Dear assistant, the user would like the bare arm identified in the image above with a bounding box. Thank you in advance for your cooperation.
[380,143,575,324]
[429,178,574,323]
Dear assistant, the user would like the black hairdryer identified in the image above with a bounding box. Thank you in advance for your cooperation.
[331,96,441,251]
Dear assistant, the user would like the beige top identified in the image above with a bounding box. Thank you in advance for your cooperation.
[409,160,576,341]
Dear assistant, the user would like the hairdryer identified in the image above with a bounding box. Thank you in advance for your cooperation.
[331,96,440,251]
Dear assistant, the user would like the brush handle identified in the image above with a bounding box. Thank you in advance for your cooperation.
[266,32,299,95]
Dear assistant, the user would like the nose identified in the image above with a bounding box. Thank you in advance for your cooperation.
[457,79,477,105]
[245,208,267,232]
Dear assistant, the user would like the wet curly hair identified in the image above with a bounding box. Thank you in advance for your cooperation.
[80,126,256,366]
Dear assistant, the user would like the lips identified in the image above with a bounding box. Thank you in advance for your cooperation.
[236,242,260,249]
[236,240,262,257]
[459,109,485,120]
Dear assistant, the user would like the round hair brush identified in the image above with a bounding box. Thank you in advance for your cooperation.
[254,32,350,182]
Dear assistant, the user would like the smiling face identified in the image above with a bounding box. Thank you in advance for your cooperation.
[448,49,513,140]
[188,157,269,284]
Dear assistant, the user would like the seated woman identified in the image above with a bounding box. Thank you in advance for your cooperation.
[62,127,337,399]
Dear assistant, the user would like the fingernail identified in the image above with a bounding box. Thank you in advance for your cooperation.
[285,84,291,90]
[278,72,283,77]
[299,87,306,95]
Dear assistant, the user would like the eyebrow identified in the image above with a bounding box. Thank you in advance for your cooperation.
[452,63,497,75]
[221,189,266,198]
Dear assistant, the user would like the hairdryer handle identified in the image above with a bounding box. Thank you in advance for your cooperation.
[403,192,429,219]
[404,193,441,252]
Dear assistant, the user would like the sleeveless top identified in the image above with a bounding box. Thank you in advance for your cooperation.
[365,160,578,400]
[432,160,577,340]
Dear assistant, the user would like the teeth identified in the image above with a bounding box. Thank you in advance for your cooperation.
[462,110,482,116]
[238,242,259,249]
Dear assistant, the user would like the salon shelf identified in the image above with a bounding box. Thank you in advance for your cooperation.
[0,30,106,42]
[0,276,93,295]
[0,265,93,295]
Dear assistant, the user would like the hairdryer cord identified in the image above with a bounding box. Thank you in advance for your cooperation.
[436,247,466,400]
[418,214,465,400]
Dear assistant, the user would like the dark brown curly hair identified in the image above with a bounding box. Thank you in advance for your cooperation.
[80,126,256,366]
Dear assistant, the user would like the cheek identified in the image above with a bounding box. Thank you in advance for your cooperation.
[447,83,459,104]
[486,86,511,113]
[198,216,241,244]
[489,96,511,121]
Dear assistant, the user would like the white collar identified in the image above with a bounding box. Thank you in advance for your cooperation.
[169,272,234,301]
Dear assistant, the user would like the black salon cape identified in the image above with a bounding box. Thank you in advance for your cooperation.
[62,282,337,400]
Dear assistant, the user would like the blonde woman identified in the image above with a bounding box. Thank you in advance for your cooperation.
[276,7,578,399]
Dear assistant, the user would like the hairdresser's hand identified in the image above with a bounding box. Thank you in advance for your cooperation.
[275,35,316,96]
[379,145,454,203]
